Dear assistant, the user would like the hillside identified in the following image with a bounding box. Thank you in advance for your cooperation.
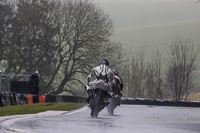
[187,92,200,101]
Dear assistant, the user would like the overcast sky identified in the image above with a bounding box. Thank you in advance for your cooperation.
[94,0,200,27]
[93,0,200,51]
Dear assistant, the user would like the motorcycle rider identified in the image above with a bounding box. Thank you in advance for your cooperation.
[112,68,123,97]
[85,59,114,105]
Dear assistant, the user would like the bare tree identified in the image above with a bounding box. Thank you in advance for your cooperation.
[4,0,58,73]
[145,50,164,99]
[0,0,125,95]
[0,0,14,63]
[152,50,163,99]
[119,58,129,97]
[125,49,146,98]
[30,0,122,95]
[43,0,123,94]
[165,39,199,100]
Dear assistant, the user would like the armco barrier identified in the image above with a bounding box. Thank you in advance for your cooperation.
[62,95,87,103]
[45,95,87,103]
[33,95,39,103]
[45,95,57,102]
[1,92,200,108]
[120,98,200,107]
[56,95,64,102]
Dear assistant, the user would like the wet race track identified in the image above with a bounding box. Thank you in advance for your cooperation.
[0,105,200,133]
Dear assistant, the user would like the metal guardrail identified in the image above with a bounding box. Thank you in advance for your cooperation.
[120,97,200,107]
[0,92,200,108]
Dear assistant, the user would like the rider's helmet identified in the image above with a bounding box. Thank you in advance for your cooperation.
[112,68,119,75]
[100,59,109,66]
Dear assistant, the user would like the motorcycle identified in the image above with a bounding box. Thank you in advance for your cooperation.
[107,94,121,115]
[107,82,121,115]
[85,79,112,118]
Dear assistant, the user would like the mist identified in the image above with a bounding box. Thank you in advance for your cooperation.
[94,0,200,50]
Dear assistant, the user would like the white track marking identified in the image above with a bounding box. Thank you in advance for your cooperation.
[64,106,88,116]
[6,128,36,133]
[0,111,68,133]
[1,116,36,133]
[0,107,88,133]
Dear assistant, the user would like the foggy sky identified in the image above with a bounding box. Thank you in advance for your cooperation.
[93,0,200,50]
[95,0,200,28]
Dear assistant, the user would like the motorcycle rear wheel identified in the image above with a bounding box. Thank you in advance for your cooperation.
[90,89,103,118]
[107,96,120,115]
[107,98,115,115]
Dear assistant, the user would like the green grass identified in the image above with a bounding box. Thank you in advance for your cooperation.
[0,102,86,117]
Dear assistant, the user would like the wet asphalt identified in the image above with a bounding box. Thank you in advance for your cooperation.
[1,105,200,133]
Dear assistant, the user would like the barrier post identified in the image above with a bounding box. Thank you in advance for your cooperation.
[27,94,33,104]
[39,95,46,103]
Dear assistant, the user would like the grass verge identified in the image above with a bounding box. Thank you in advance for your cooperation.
[0,102,86,117]
[186,92,200,101]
